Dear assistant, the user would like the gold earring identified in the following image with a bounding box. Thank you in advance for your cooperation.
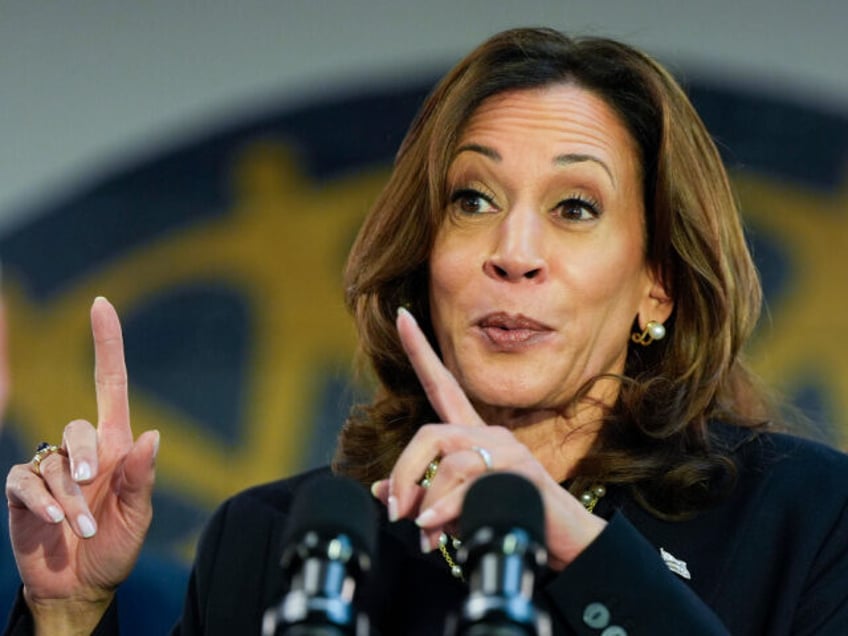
[632,320,666,346]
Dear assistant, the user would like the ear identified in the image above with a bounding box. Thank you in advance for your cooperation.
[637,269,674,330]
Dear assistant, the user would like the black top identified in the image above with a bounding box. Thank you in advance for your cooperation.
[5,425,848,635]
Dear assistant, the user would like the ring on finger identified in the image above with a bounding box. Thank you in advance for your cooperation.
[471,446,493,472]
[31,442,66,476]
[419,457,441,489]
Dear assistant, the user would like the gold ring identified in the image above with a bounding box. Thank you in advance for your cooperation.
[471,446,493,472]
[31,442,64,476]
[419,457,440,489]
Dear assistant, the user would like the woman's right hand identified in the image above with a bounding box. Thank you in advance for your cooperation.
[378,308,606,571]
[4,297,159,633]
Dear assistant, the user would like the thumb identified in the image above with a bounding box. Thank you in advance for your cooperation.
[117,430,159,513]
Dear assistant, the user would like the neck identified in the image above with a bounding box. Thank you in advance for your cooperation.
[473,376,621,482]
[478,399,606,483]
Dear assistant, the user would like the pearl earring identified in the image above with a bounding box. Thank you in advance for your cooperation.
[632,320,666,346]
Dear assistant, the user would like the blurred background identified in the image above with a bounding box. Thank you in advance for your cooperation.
[1,1,846,633]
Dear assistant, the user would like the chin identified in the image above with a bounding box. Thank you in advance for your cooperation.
[464,375,559,414]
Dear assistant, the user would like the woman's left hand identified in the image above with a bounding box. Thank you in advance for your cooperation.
[374,308,606,571]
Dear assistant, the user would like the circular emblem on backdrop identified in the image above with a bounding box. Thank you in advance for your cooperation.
[0,75,845,634]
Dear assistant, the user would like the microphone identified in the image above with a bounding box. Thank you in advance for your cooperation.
[447,473,552,636]
[262,474,378,636]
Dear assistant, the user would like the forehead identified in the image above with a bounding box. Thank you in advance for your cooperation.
[454,84,640,174]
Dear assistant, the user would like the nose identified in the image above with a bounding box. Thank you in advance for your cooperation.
[482,206,547,283]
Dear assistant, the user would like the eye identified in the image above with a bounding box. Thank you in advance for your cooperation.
[554,195,601,222]
[449,188,498,215]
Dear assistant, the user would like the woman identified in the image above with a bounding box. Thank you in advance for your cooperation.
[5,27,848,635]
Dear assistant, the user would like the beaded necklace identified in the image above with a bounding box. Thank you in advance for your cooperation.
[438,483,607,580]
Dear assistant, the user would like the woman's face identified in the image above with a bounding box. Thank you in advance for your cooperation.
[428,84,671,423]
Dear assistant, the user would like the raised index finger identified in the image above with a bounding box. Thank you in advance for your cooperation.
[91,297,132,448]
[396,307,484,427]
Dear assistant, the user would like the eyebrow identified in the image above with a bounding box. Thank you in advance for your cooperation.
[555,153,615,186]
[454,144,616,187]
[455,143,501,161]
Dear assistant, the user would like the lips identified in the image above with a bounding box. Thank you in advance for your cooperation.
[476,312,553,348]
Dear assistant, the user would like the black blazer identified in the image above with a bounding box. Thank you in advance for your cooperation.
[6,426,848,635]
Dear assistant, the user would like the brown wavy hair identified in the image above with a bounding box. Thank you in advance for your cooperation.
[333,27,772,518]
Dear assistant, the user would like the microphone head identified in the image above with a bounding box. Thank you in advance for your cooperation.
[282,473,378,561]
[459,472,545,546]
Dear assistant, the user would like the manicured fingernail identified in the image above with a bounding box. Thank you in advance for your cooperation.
[73,461,92,482]
[388,495,399,522]
[46,505,65,523]
[152,430,161,460]
[415,508,437,528]
[370,481,382,498]
[77,514,97,538]
[397,306,417,323]
[420,530,434,553]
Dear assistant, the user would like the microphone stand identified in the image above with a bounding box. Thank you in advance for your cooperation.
[445,474,552,636]
[262,475,376,636]
[262,532,370,636]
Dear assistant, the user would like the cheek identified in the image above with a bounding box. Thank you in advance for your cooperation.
[429,233,477,302]
[559,236,648,315]
[428,241,467,340]
[428,229,491,369]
